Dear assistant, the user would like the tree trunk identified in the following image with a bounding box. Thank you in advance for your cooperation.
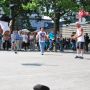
[53,12,60,52]
[10,18,15,31]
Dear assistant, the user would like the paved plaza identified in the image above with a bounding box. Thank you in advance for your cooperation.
[0,51,90,90]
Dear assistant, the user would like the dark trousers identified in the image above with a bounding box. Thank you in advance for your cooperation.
[3,40,10,50]
[85,43,89,52]
[22,42,28,51]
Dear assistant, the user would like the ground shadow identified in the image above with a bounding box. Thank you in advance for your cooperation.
[22,63,60,67]
[22,63,42,66]
[85,58,90,60]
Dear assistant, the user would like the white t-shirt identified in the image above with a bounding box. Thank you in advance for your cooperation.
[22,35,28,43]
[37,31,46,42]
[11,34,15,43]
[77,27,85,42]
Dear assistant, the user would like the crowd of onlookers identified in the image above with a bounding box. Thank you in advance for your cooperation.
[0,26,90,52]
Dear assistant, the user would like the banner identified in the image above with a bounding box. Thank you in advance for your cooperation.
[0,21,10,33]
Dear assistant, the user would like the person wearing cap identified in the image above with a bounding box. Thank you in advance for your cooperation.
[72,22,85,59]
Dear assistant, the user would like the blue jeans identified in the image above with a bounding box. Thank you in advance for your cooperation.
[71,42,76,50]
[0,39,2,49]
[49,39,54,50]
[39,42,45,54]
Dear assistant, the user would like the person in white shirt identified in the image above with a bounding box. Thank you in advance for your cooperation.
[22,32,28,51]
[11,31,16,51]
[72,22,85,59]
[29,32,35,51]
[36,28,47,55]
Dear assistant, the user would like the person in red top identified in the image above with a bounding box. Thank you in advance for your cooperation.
[3,31,11,50]
[78,8,90,22]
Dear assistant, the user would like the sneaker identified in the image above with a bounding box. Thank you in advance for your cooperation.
[79,56,84,59]
[15,51,17,54]
[41,53,44,55]
[75,56,79,58]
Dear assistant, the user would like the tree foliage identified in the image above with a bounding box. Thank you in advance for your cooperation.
[0,0,10,15]
[0,0,90,32]
[0,0,90,15]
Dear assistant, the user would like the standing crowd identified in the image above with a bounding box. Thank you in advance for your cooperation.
[0,25,90,55]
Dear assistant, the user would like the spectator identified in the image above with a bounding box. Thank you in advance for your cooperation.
[29,32,35,51]
[3,31,11,50]
[59,35,64,52]
[71,35,76,51]
[48,31,55,51]
[84,33,90,52]
[0,25,3,50]
[22,32,28,51]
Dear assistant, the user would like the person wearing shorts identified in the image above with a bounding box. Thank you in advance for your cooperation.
[73,22,85,59]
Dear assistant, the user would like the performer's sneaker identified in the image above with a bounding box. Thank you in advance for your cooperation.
[15,51,17,54]
[75,56,79,58]
[41,53,44,55]
[79,56,84,59]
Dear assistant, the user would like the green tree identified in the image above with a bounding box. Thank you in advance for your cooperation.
[80,0,90,11]
[0,0,10,15]
[72,0,90,11]
[22,0,78,32]
[22,0,78,51]
[1,0,90,31]
[0,0,33,31]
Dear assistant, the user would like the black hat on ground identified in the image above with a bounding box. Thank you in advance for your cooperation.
[33,84,50,90]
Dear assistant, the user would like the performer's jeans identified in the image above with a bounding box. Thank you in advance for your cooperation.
[39,41,45,54]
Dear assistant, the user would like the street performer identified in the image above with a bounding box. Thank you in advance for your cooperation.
[72,22,85,59]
